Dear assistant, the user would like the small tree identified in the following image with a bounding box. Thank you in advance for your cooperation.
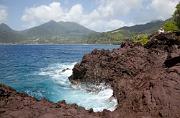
[132,34,149,45]
[163,2,180,31]
[173,2,180,29]
[163,20,178,31]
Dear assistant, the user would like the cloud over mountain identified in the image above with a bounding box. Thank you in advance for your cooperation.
[21,0,179,32]
[0,5,8,23]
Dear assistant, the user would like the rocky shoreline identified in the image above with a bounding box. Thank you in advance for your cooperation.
[0,83,101,118]
[1,32,180,118]
[70,32,180,118]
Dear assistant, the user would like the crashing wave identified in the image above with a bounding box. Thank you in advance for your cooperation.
[38,62,118,112]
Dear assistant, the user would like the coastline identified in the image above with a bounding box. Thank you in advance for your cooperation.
[0,43,118,46]
[0,32,180,118]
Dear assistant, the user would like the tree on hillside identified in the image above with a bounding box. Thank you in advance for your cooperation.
[174,2,180,29]
[163,20,178,31]
[132,34,148,45]
[163,2,180,31]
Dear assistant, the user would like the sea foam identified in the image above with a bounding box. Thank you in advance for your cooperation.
[38,62,118,112]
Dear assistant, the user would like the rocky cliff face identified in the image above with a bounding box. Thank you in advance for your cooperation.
[70,32,180,118]
[1,32,180,118]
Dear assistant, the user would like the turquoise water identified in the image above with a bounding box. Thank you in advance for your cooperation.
[0,44,119,112]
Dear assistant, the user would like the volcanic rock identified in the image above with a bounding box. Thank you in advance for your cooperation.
[0,84,99,118]
[70,32,180,118]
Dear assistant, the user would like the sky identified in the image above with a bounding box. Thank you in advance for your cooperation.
[0,0,179,32]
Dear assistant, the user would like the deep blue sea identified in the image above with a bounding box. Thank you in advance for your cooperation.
[0,44,119,112]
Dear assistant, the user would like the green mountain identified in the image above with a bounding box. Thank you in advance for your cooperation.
[0,20,165,44]
[0,21,97,44]
[22,20,96,43]
[89,20,165,44]
[120,20,163,33]
[0,23,25,43]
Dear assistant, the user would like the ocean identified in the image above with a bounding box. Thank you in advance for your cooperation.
[0,44,119,112]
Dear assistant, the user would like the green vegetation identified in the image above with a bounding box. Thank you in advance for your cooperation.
[174,2,180,29]
[163,2,180,32]
[88,20,164,44]
[163,20,178,31]
[132,34,149,45]
[0,21,97,44]
[100,20,164,44]
[0,20,166,44]
[0,20,167,44]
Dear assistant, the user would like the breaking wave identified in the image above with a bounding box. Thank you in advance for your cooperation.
[38,62,118,112]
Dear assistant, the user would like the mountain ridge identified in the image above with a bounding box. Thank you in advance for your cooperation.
[0,20,97,44]
[85,20,165,44]
[0,20,165,44]
[117,20,164,34]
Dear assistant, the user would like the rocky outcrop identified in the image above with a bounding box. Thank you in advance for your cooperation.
[1,32,180,118]
[0,84,100,118]
[70,32,180,118]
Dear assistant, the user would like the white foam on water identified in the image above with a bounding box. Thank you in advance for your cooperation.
[38,62,76,86]
[38,62,118,112]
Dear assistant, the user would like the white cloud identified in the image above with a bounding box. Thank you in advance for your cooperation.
[21,0,179,32]
[21,2,64,26]
[21,1,134,32]
[96,0,142,17]
[64,4,83,22]
[130,0,179,24]
[150,0,179,20]
[0,5,8,23]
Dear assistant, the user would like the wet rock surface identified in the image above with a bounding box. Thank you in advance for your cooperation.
[1,32,180,118]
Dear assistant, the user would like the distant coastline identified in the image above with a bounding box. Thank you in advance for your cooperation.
[0,43,116,45]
